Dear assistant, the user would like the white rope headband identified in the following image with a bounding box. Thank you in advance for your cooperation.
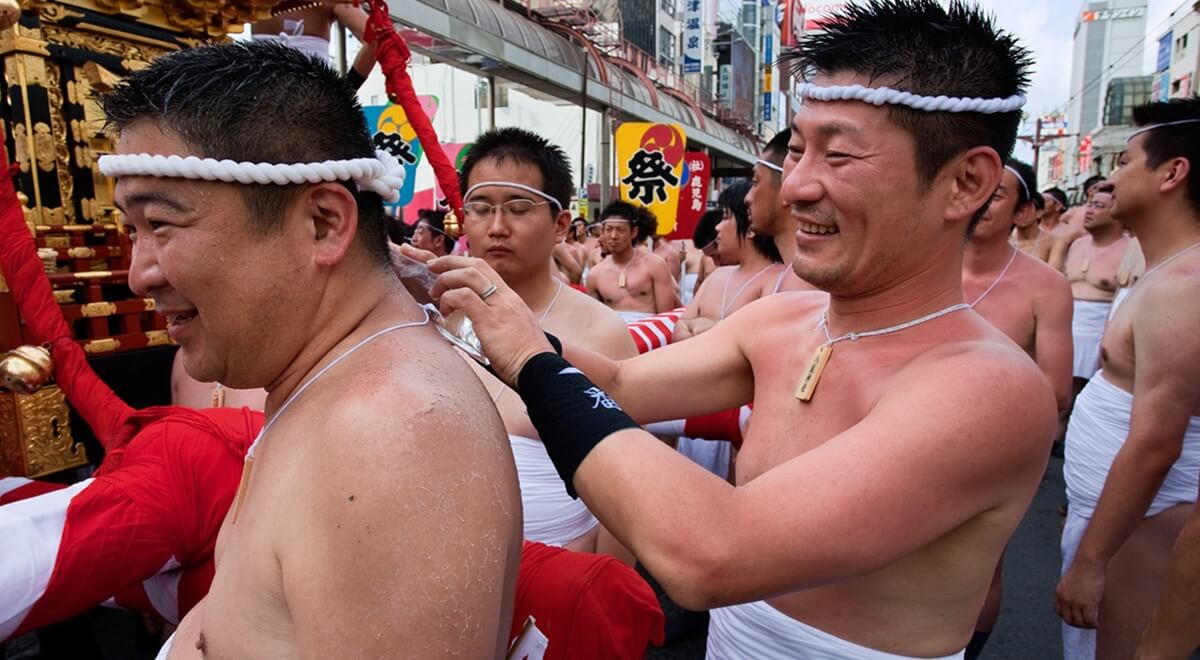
[1004,165,1031,202]
[756,158,784,174]
[464,181,563,211]
[97,150,407,203]
[796,82,1025,114]
[1128,118,1200,141]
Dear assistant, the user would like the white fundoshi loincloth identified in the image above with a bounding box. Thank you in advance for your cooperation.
[509,435,598,547]
[707,599,965,659]
[1071,300,1110,379]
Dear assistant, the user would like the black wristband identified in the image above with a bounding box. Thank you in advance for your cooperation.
[517,352,638,498]
[345,68,367,90]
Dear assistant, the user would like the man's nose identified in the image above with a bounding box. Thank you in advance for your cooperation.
[126,233,166,297]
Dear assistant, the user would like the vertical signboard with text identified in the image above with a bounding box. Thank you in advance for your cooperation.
[616,123,687,234]
[362,96,439,213]
[683,0,703,73]
[670,151,711,240]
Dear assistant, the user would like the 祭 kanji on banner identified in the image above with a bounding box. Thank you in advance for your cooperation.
[362,95,440,210]
[668,151,711,241]
[615,123,687,234]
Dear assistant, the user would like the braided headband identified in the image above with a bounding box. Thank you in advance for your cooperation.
[796,82,1025,114]
[464,181,563,211]
[755,158,784,174]
[97,150,407,203]
[1004,165,1031,202]
[1128,118,1200,141]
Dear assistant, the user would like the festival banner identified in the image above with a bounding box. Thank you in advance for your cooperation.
[403,142,473,223]
[362,95,440,210]
[615,123,687,234]
[669,152,711,241]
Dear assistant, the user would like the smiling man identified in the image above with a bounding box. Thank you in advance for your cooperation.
[426,1,1054,657]
[102,41,520,659]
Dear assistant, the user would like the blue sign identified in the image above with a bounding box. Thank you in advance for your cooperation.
[683,0,704,73]
[1157,31,1173,73]
[763,92,772,122]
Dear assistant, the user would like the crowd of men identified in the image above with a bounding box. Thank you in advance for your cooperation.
[1,1,1199,659]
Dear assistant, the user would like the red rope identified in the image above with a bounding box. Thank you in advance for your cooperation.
[364,1,463,218]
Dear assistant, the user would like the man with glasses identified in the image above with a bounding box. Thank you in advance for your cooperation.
[587,201,679,322]
[428,127,638,558]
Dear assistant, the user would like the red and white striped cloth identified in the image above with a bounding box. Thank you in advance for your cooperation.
[625,308,685,354]
[0,406,261,641]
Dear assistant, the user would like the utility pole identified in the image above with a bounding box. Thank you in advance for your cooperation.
[1018,116,1075,179]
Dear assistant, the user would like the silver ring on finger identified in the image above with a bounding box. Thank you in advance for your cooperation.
[480,282,499,301]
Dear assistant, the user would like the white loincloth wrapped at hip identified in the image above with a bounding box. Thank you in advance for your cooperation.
[1061,371,1200,659]
[509,435,598,547]
[1071,300,1111,379]
[707,599,965,659]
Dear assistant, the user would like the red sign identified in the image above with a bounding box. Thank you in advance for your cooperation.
[669,151,711,240]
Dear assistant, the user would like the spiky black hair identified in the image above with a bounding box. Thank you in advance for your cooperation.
[785,0,1031,192]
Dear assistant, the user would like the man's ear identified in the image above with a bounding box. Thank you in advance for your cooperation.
[1159,156,1192,196]
[942,146,1003,229]
[553,209,571,242]
[299,182,360,267]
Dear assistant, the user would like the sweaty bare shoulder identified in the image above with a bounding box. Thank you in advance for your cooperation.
[278,333,520,658]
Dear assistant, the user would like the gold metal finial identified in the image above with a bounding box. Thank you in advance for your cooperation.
[0,345,55,395]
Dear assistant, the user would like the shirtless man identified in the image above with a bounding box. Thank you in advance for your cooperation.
[1064,186,1129,388]
[102,42,519,659]
[1056,99,1200,660]
[1052,176,1106,271]
[430,3,1053,656]
[252,1,375,88]
[587,201,677,322]
[1006,162,1052,262]
[410,208,455,257]
[437,127,636,558]
[652,233,684,283]
[674,181,784,342]
[962,158,1074,659]
[746,130,812,293]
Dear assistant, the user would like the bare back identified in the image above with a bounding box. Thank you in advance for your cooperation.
[169,305,521,659]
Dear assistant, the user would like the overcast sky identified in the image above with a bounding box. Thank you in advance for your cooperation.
[978,0,1183,160]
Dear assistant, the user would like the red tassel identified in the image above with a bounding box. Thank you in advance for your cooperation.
[364,2,464,217]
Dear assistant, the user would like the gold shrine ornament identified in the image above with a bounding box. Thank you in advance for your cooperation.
[0,345,54,395]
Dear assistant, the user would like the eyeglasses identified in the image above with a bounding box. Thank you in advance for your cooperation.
[463,198,551,221]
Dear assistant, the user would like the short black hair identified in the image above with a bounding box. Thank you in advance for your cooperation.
[459,127,573,211]
[1005,159,1040,210]
[719,181,782,263]
[1082,175,1106,197]
[694,209,721,248]
[762,130,790,168]
[785,0,1031,231]
[417,209,455,253]
[1043,187,1068,209]
[600,200,642,238]
[635,205,659,241]
[1132,99,1200,212]
[101,41,388,265]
